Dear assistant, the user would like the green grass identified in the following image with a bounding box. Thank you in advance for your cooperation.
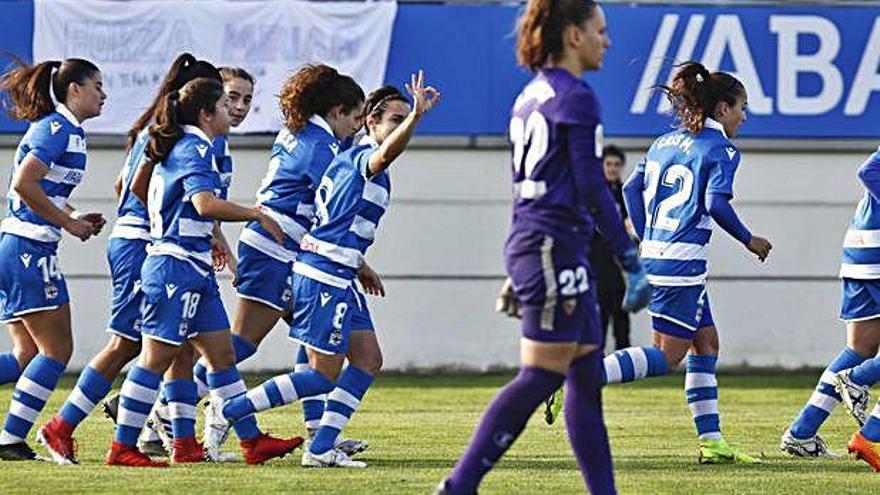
[0,373,878,494]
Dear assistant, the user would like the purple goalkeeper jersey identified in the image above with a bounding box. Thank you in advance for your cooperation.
[506,68,631,258]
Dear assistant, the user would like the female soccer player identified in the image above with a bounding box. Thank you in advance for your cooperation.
[34,53,222,464]
[0,58,106,461]
[781,144,880,464]
[213,74,439,469]
[187,64,376,460]
[615,61,772,464]
[106,77,301,467]
[437,2,648,493]
[93,59,253,455]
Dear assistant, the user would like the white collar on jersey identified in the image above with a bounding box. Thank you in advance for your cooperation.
[55,103,82,128]
[309,114,335,138]
[359,134,379,148]
[703,117,728,139]
[182,124,213,144]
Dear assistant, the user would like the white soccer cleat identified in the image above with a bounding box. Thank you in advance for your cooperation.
[335,438,369,457]
[202,397,233,462]
[139,404,173,455]
[833,369,870,426]
[779,428,837,458]
[301,445,366,468]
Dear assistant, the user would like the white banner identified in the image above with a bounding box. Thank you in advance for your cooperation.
[33,0,397,133]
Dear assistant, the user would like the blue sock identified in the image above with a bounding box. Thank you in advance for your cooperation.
[602,347,668,384]
[207,366,261,441]
[115,365,161,446]
[164,380,198,440]
[849,356,880,387]
[0,353,21,385]
[445,367,565,495]
[0,354,65,443]
[310,365,374,455]
[295,346,325,431]
[862,403,880,441]
[192,334,256,401]
[564,352,617,494]
[685,355,721,440]
[58,366,112,428]
[790,347,865,439]
[223,368,334,423]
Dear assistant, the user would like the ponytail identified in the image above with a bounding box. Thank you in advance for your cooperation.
[657,61,746,134]
[0,57,99,121]
[127,53,221,150]
[147,77,224,165]
[516,0,596,71]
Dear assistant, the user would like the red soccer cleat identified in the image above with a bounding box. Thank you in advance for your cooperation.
[848,431,880,472]
[106,441,169,467]
[172,437,207,463]
[240,434,304,465]
[36,415,78,465]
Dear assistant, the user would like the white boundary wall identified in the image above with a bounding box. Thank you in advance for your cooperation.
[0,142,871,371]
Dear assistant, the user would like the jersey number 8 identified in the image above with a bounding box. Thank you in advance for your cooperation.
[147,174,166,238]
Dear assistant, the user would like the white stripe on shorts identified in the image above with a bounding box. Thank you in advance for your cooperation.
[539,236,556,331]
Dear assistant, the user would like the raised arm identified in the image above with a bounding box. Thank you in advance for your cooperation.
[366,71,440,176]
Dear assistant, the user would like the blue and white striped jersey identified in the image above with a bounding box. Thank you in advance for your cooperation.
[296,137,390,287]
[213,134,233,200]
[634,118,739,286]
[240,116,340,263]
[841,147,880,279]
[146,125,221,276]
[2,104,88,246]
[111,129,151,241]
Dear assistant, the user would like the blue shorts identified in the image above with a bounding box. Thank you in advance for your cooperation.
[649,284,715,340]
[289,273,374,355]
[505,231,601,345]
[236,242,293,312]
[0,233,69,323]
[840,278,880,322]
[105,238,149,341]
[139,255,230,346]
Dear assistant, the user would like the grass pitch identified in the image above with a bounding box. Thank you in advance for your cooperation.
[0,373,878,494]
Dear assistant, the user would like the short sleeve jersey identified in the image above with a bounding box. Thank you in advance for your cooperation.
[2,104,88,247]
[246,116,341,259]
[297,137,391,285]
[147,125,221,274]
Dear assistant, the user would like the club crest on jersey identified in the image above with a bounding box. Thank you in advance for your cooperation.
[562,298,578,316]
[44,281,58,300]
[329,328,343,346]
[726,147,737,160]
[320,292,332,306]
[50,120,62,135]
[196,144,209,158]
[165,284,178,299]
[19,253,32,268]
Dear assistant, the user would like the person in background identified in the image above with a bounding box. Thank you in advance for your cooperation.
[591,145,634,351]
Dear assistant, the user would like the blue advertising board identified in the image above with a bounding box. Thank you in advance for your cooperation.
[2,1,880,138]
